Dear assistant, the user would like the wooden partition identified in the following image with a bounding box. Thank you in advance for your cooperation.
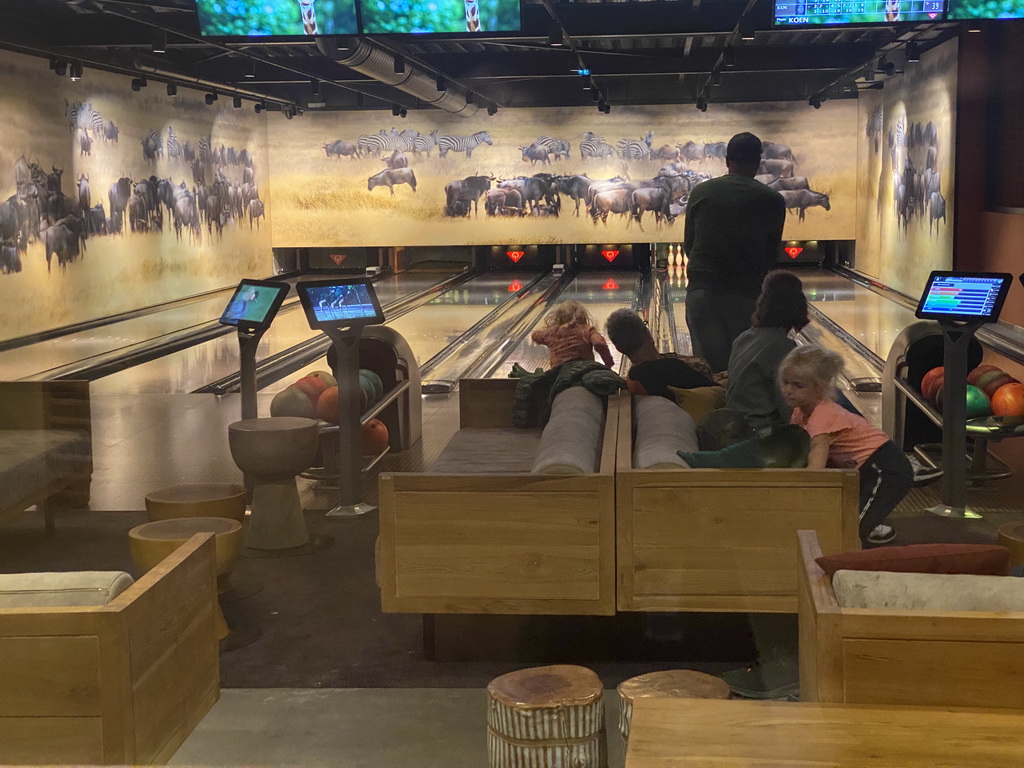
[798,529,1024,709]
[615,397,861,613]
[378,381,619,615]
[0,534,220,765]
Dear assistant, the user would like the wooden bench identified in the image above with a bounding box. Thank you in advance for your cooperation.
[0,380,92,532]
[798,528,1024,709]
[615,396,861,613]
[0,533,220,765]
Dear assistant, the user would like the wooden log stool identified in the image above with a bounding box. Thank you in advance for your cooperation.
[997,521,1024,569]
[145,483,246,523]
[129,517,243,640]
[487,664,607,768]
[616,670,731,749]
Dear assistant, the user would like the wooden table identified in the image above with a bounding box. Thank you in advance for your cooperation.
[625,699,1024,767]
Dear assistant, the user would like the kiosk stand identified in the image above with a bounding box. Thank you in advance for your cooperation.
[913,271,1013,519]
[297,279,386,517]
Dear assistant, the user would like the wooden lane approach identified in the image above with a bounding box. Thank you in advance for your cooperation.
[625,699,1024,767]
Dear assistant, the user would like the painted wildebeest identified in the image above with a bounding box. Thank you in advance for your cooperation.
[141,130,163,163]
[484,188,524,217]
[77,174,90,215]
[444,175,492,216]
[384,150,409,169]
[42,221,80,272]
[651,144,680,162]
[87,204,107,236]
[767,176,810,192]
[367,168,417,197]
[758,158,795,179]
[591,188,633,226]
[533,136,571,160]
[324,139,359,159]
[79,127,93,157]
[0,239,21,274]
[498,176,556,215]
[172,190,201,245]
[779,189,830,222]
[552,174,594,217]
[929,192,946,235]
[520,143,550,166]
[761,141,797,164]
[677,141,705,163]
[108,176,132,235]
[249,199,265,229]
[128,193,149,233]
[704,142,727,160]
[104,119,119,143]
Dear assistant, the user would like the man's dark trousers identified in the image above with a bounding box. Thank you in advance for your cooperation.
[685,287,757,373]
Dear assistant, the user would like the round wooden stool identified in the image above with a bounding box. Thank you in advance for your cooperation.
[128,517,243,640]
[997,521,1024,569]
[145,483,246,523]
[616,670,731,748]
[487,664,607,768]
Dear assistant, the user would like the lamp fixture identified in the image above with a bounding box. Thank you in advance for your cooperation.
[864,68,875,82]
[233,96,243,109]
[69,61,83,81]
[391,103,402,117]
[130,76,146,91]
[245,60,256,79]
[711,69,722,87]
[601,101,611,114]
[906,42,920,63]
[809,94,822,109]
[877,57,896,76]
[487,102,498,116]
[597,99,606,113]
[548,24,565,47]
[51,58,68,77]
[435,75,446,91]
[284,105,296,119]
[166,82,177,97]
[254,102,264,113]
[696,95,708,112]
[739,18,756,41]
[723,47,736,67]
[393,55,405,74]
[152,30,167,54]
[205,91,217,105]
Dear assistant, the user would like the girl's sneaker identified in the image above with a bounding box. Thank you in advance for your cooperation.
[867,524,897,544]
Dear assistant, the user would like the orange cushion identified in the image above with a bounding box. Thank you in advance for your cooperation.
[816,544,1011,579]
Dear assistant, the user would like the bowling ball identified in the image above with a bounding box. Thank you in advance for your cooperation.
[290,376,329,404]
[360,369,384,403]
[992,382,1024,418]
[976,370,1017,399]
[361,418,389,455]
[307,370,337,389]
[967,364,1000,386]
[271,387,317,419]
[966,385,991,419]
[921,368,945,405]
[315,386,339,423]
[358,378,373,412]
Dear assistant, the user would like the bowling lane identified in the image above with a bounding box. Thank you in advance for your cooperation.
[493,271,641,375]
[269,272,540,394]
[2,282,295,381]
[800,269,919,364]
[91,271,458,395]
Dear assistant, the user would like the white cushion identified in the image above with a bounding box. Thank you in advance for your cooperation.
[632,395,698,469]
[531,387,605,474]
[0,571,134,608]
[833,569,1024,613]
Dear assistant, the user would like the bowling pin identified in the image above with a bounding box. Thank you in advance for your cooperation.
[672,245,679,266]
[666,244,674,266]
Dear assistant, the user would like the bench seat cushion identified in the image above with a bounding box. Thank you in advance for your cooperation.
[428,428,542,474]
[633,395,698,469]
[0,429,91,510]
[833,569,1024,613]
[0,571,134,608]
[532,387,605,474]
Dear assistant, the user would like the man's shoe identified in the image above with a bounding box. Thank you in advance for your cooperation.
[867,524,897,544]
[721,648,799,700]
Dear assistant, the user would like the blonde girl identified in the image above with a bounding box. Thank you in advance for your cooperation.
[531,300,615,369]
[779,345,912,545]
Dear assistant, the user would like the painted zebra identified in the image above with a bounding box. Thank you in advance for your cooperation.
[166,126,182,159]
[618,131,653,161]
[65,100,93,134]
[533,136,571,160]
[88,109,105,142]
[437,130,493,159]
[579,132,616,160]
[409,129,440,157]
[357,132,406,157]
[865,106,883,153]
[198,136,212,166]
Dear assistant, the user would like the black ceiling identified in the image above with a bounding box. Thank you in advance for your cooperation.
[0,0,961,113]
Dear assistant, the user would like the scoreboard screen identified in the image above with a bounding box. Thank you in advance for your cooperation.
[773,0,946,25]
[915,272,1013,323]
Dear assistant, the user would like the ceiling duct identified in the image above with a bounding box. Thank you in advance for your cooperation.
[317,37,478,117]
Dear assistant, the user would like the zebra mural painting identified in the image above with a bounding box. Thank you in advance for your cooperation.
[437,130,493,159]
[579,132,616,160]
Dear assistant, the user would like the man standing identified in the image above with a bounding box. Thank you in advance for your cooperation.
[683,132,786,372]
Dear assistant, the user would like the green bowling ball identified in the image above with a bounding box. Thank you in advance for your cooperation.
[359,369,384,404]
[966,385,991,419]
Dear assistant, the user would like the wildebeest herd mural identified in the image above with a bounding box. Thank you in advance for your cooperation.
[0,98,266,278]
[312,124,833,235]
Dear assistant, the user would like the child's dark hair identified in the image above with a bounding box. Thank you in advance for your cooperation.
[751,271,808,332]
[605,308,649,356]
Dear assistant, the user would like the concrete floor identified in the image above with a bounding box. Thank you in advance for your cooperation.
[171,688,628,768]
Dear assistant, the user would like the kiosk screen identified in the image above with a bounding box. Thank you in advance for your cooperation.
[298,280,384,328]
[219,280,290,327]
[915,272,1013,323]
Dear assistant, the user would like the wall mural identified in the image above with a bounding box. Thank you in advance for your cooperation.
[0,49,272,343]
[267,101,857,248]
[856,37,957,297]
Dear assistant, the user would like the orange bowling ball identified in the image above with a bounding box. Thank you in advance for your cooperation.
[921,367,945,405]
[361,418,389,455]
[315,386,339,423]
[991,382,1024,418]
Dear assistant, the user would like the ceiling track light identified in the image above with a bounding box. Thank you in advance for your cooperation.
[809,94,822,109]
[435,75,446,91]
[166,82,177,97]
[233,96,242,109]
[254,102,265,113]
[394,55,405,74]
[864,68,875,82]
[548,24,565,47]
[130,76,146,91]
[245,60,256,79]
[696,95,708,112]
[906,42,920,63]
[602,102,611,114]
[487,102,498,116]
[205,91,217,105]
[711,69,722,87]
[392,103,402,117]
[69,61,83,81]
[597,99,606,112]
[723,47,736,68]
[51,58,67,77]
[739,18,756,42]
[465,91,475,105]
[152,30,167,54]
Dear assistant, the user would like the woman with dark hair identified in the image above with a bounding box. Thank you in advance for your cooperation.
[725,270,809,429]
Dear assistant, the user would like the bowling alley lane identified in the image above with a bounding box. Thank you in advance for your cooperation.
[90,270,459,395]
[1,280,296,381]
[494,271,641,375]
[267,271,541,394]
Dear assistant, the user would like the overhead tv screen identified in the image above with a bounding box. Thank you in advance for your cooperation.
[194,0,357,36]
[360,0,521,34]
[947,0,1024,17]
[772,0,946,25]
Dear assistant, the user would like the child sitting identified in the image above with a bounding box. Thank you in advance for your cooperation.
[779,345,912,545]
[531,300,614,369]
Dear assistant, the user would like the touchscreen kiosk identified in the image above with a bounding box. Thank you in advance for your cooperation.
[915,272,1013,323]
[297,279,384,329]
[220,279,290,328]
